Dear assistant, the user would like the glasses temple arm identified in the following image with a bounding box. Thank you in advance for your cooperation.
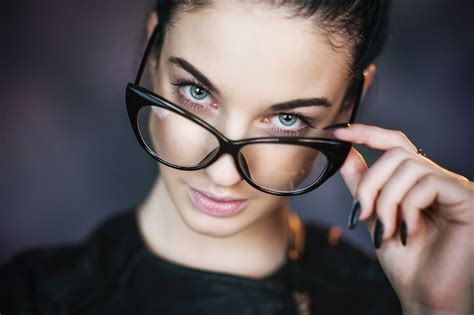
[134,25,161,85]
[348,74,365,123]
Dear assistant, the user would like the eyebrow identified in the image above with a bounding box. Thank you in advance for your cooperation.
[168,56,221,95]
[167,55,332,110]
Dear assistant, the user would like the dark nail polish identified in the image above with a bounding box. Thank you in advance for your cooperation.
[323,123,351,131]
[400,221,407,246]
[347,200,361,229]
[373,219,384,249]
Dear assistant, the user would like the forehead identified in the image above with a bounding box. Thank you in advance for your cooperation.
[163,2,352,104]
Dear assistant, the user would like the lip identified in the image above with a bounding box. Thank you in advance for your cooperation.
[188,186,248,218]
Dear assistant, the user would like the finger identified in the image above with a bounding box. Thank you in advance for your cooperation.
[333,123,418,153]
[339,146,368,197]
[375,158,434,240]
[401,174,474,232]
[339,147,377,232]
[400,173,444,236]
[355,146,419,221]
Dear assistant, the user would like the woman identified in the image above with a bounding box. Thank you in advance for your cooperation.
[1,1,472,314]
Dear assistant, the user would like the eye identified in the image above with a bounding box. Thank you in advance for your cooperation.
[273,114,300,128]
[186,85,210,101]
[270,113,311,136]
[263,113,316,137]
[171,79,216,110]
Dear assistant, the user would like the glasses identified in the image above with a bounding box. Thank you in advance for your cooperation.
[126,24,364,196]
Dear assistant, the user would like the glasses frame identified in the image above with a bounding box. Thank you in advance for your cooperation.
[126,23,365,196]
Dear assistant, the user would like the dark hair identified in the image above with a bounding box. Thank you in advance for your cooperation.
[150,0,391,106]
[153,0,391,74]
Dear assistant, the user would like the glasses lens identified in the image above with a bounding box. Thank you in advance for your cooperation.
[137,105,220,168]
[238,143,328,193]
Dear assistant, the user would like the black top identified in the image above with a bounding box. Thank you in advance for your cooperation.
[0,206,402,315]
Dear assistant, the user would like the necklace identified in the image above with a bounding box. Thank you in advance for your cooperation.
[287,210,306,261]
[286,211,311,314]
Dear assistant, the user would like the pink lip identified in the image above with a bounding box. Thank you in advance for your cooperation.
[188,187,247,218]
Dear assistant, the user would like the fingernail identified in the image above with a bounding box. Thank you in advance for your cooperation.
[373,219,384,249]
[400,221,407,246]
[323,123,351,131]
[347,199,361,229]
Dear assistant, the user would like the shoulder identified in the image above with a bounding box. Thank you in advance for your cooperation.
[298,221,403,314]
[0,207,140,314]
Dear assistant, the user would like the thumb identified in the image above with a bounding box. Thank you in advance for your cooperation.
[339,147,368,197]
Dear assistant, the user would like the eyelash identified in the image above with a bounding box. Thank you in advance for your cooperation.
[268,115,316,137]
[170,78,216,112]
[169,78,317,136]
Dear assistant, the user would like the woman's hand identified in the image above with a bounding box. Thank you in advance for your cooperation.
[333,123,473,315]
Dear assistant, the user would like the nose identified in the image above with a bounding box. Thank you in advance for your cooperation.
[204,153,243,187]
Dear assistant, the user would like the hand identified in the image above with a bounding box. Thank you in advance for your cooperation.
[333,123,473,315]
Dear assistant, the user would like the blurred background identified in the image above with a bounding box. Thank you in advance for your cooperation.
[1,0,473,264]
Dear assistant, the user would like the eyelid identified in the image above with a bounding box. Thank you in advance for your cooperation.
[171,78,217,102]
[171,78,209,93]
[273,112,317,129]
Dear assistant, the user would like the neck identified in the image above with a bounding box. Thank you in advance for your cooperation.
[137,178,291,279]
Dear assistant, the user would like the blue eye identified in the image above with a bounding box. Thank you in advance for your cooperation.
[183,84,212,105]
[264,112,317,137]
[188,85,209,101]
[171,79,215,111]
[271,114,303,130]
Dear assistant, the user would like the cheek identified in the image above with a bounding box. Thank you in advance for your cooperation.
[157,162,186,191]
[240,144,326,191]
[149,109,219,167]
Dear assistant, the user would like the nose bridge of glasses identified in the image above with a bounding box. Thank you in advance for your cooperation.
[200,135,247,181]
[208,108,255,139]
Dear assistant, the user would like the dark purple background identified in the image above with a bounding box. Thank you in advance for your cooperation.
[1,0,473,264]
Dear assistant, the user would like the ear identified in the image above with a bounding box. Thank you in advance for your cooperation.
[147,10,159,40]
[334,63,378,124]
[146,11,159,72]
[361,63,377,99]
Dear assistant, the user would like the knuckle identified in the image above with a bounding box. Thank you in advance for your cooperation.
[394,130,409,142]
[387,146,407,157]
[400,198,411,212]
[398,158,419,172]
[400,191,416,211]
[419,172,439,185]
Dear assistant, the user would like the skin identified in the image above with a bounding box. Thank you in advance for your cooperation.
[136,2,473,313]
[336,127,473,314]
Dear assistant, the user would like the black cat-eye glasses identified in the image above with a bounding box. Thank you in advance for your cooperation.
[126,23,363,196]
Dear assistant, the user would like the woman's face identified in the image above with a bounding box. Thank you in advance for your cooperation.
[147,2,355,237]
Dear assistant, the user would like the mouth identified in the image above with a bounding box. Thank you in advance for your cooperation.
[187,186,248,218]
